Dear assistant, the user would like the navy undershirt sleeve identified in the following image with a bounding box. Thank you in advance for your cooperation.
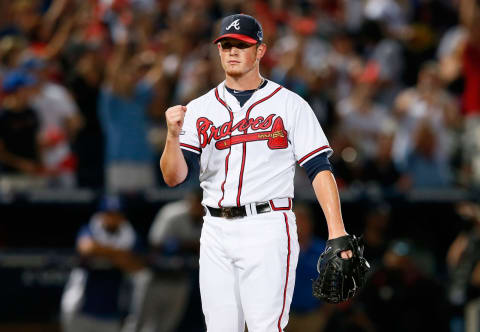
[302,152,332,182]
[181,149,200,184]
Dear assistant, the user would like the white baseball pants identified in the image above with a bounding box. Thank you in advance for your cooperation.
[199,210,299,332]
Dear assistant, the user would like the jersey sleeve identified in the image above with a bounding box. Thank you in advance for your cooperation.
[179,100,201,154]
[292,98,333,166]
[302,152,332,182]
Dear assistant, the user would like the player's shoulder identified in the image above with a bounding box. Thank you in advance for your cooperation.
[267,80,308,103]
[267,80,311,111]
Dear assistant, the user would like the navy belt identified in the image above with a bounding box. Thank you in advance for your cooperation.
[206,202,271,219]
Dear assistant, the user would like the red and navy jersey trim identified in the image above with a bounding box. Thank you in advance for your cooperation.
[180,143,201,153]
[215,87,229,109]
[269,198,292,211]
[298,145,330,165]
[236,86,283,206]
[277,212,291,331]
[215,87,233,208]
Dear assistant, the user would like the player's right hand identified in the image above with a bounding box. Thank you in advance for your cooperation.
[165,105,187,138]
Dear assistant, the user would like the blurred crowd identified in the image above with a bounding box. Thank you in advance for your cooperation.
[0,0,479,194]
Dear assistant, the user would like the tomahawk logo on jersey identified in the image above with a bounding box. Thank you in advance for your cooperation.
[179,80,332,208]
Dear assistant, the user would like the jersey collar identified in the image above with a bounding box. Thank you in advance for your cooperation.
[216,79,280,112]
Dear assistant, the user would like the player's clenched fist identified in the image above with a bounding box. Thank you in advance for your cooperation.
[165,105,187,137]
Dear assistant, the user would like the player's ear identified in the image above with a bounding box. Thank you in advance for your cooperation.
[256,43,267,60]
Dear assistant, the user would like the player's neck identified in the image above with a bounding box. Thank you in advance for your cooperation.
[225,71,263,91]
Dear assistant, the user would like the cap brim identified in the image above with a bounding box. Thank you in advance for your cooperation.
[213,34,258,44]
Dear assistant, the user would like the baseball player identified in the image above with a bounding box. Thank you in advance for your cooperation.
[160,14,352,332]
[61,196,144,332]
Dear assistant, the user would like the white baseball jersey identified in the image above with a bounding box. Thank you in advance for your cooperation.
[179,79,332,207]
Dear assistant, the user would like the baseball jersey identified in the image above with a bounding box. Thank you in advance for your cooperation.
[179,80,332,208]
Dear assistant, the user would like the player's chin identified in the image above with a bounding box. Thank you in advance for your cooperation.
[225,68,245,77]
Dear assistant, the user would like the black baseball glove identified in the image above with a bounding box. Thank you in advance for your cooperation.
[312,234,370,304]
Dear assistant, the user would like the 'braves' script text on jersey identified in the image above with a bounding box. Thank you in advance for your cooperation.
[180,80,332,208]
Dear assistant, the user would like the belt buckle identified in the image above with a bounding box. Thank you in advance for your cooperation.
[221,207,234,219]
[256,202,271,214]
